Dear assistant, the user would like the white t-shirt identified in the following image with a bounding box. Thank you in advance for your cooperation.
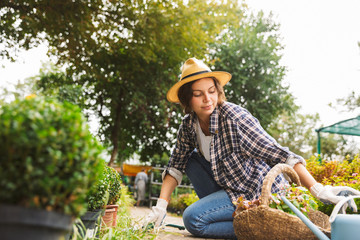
[196,118,212,161]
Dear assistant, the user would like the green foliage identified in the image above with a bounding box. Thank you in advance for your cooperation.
[233,184,317,218]
[106,166,122,205]
[268,112,319,159]
[331,90,360,113]
[269,184,318,218]
[0,0,102,62]
[0,96,105,217]
[306,155,360,215]
[307,155,360,187]
[168,191,199,215]
[87,165,122,210]
[12,0,243,165]
[268,111,358,159]
[98,184,156,240]
[72,184,157,240]
[33,65,87,109]
[87,169,109,211]
[210,11,296,129]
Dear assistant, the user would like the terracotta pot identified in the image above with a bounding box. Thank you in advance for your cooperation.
[102,204,118,227]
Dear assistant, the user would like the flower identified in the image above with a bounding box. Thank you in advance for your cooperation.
[25,94,37,99]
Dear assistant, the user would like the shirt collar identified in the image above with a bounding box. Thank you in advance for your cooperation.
[190,105,220,135]
[209,106,219,135]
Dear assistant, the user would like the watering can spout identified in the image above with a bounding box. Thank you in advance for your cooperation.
[281,196,330,240]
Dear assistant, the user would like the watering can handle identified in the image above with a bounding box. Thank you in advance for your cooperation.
[281,196,329,240]
[329,196,360,223]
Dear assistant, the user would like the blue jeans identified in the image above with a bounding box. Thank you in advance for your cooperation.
[183,151,236,239]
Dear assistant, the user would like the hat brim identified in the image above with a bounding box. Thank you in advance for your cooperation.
[166,71,231,103]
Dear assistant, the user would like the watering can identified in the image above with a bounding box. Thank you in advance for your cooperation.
[281,195,360,240]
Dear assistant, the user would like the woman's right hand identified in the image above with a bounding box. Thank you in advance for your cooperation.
[144,198,168,228]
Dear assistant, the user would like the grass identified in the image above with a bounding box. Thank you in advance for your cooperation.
[70,184,158,240]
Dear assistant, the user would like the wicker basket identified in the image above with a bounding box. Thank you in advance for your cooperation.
[233,164,331,240]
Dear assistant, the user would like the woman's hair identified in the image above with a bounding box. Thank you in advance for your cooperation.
[178,77,226,114]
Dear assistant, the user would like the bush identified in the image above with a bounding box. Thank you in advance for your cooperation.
[0,96,105,217]
[168,191,199,215]
[86,165,122,210]
[106,166,122,205]
[87,164,109,211]
[306,155,360,215]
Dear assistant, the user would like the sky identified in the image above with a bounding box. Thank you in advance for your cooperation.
[246,0,360,127]
[1,0,360,128]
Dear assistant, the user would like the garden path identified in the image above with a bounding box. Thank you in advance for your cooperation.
[130,206,227,240]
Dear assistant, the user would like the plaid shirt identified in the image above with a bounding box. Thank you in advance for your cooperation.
[166,102,304,202]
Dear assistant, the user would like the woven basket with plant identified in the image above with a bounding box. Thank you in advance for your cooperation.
[233,164,331,240]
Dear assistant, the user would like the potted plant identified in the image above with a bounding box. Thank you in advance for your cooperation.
[75,167,109,238]
[102,166,122,227]
[75,165,121,236]
[0,96,105,240]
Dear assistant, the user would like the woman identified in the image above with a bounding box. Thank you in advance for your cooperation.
[145,58,360,239]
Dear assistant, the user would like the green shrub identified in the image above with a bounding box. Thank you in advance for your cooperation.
[99,185,157,240]
[87,165,109,211]
[0,96,105,217]
[106,166,122,205]
[306,155,360,215]
[168,191,199,214]
[86,165,122,210]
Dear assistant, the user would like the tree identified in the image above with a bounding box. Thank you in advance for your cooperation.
[65,0,242,165]
[330,91,360,114]
[2,0,243,165]
[210,11,296,129]
[268,112,319,158]
[0,0,103,62]
[268,110,359,160]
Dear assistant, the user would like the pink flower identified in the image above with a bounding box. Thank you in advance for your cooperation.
[270,195,280,204]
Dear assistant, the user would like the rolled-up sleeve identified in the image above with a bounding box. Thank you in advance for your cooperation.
[164,119,195,185]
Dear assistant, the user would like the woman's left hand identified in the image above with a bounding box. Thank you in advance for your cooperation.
[310,183,360,213]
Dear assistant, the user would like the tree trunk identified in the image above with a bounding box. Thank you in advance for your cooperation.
[108,102,122,166]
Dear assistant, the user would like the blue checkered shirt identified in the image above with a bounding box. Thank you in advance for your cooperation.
[166,102,304,202]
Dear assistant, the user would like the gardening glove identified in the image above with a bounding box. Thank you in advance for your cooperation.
[143,198,168,229]
[310,183,360,213]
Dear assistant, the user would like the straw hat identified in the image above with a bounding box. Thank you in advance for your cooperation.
[166,58,232,103]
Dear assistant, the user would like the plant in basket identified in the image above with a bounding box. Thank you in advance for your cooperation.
[232,164,330,240]
[269,184,318,218]
[0,96,104,240]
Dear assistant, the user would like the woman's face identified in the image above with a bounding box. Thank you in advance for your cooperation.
[190,78,218,120]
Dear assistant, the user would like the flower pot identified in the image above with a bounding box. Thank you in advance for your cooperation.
[76,209,104,238]
[102,204,119,227]
[0,204,72,240]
